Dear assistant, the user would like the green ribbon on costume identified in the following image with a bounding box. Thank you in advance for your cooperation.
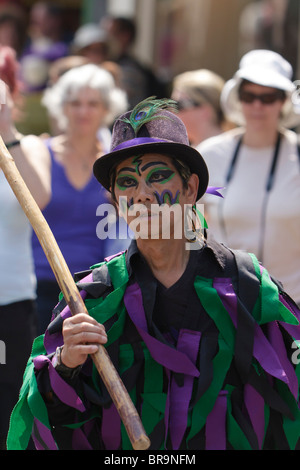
[277,380,300,449]
[119,343,136,450]
[194,276,236,348]
[7,335,50,450]
[249,253,298,326]
[142,348,166,444]
[188,337,233,443]
[194,206,208,229]
[225,385,252,450]
[87,254,129,346]
[187,277,235,442]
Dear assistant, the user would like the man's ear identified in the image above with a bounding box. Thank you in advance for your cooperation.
[187,173,199,204]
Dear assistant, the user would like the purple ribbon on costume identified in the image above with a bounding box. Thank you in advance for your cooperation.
[205,391,228,450]
[123,282,202,449]
[211,277,298,449]
[124,282,200,377]
[104,250,125,262]
[205,186,224,198]
[32,419,58,450]
[101,403,121,449]
[279,293,300,341]
[43,274,92,355]
[113,137,169,152]
[33,355,86,412]
[268,320,299,399]
[244,384,265,449]
[169,330,201,449]
[72,428,93,450]
[213,278,290,386]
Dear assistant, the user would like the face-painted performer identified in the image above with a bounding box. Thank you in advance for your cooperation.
[8,98,300,451]
[113,153,197,241]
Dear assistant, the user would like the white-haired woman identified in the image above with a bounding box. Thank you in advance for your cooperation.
[199,50,300,305]
[33,63,129,333]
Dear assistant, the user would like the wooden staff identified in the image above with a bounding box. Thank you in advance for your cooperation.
[0,136,150,450]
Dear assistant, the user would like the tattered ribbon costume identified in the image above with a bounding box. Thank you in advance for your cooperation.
[7,235,300,450]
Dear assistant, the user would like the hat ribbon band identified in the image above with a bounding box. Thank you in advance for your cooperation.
[113,137,169,152]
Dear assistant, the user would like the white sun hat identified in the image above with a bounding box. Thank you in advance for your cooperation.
[72,23,108,52]
[221,49,300,128]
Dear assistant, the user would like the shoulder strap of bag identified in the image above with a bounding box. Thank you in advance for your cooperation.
[297,135,300,168]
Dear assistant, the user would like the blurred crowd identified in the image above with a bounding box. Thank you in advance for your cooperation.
[0,0,300,450]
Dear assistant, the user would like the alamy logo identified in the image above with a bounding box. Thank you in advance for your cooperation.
[95,199,206,250]
[291,340,300,365]
[0,340,6,364]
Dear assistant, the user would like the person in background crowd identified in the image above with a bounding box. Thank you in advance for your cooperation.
[171,69,227,147]
[7,97,300,450]
[0,45,50,450]
[20,1,69,93]
[103,16,167,108]
[43,55,90,135]
[16,2,70,136]
[0,9,27,58]
[198,49,300,306]
[71,23,109,65]
[33,63,129,334]
[44,56,124,137]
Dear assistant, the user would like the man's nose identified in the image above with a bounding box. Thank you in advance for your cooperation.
[135,180,154,204]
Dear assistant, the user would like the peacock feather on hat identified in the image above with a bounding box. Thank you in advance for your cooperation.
[120,96,178,136]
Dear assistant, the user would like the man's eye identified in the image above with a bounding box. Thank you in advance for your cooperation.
[116,176,137,189]
[149,169,175,183]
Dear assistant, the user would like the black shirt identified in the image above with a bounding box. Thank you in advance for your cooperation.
[153,248,215,341]
[126,232,237,343]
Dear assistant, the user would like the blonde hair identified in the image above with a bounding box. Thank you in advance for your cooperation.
[172,69,225,124]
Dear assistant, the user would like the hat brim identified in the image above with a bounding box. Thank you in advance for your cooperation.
[237,66,295,92]
[93,141,209,200]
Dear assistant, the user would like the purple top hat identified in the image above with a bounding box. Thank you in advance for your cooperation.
[93,97,209,200]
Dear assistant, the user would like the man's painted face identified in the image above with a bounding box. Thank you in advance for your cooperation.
[113,153,198,240]
[115,154,181,207]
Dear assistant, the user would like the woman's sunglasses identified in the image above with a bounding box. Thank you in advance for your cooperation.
[176,98,201,111]
[238,89,285,104]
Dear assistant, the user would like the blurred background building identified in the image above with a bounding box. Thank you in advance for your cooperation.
[82,0,300,81]
[2,0,299,134]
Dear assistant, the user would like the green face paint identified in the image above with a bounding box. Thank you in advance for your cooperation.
[145,166,175,185]
[116,173,138,191]
[132,155,143,175]
[116,159,176,190]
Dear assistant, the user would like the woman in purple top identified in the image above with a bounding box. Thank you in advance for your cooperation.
[32,63,129,333]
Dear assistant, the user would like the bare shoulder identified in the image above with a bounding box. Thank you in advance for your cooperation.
[19,134,52,208]
[21,134,51,169]
[21,134,50,155]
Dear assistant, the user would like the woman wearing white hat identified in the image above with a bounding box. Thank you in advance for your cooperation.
[198,49,300,305]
